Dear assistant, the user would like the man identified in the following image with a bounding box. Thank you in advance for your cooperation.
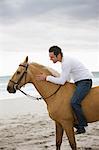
[36,46,93,134]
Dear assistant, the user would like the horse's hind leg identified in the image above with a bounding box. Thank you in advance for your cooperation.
[62,121,77,150]
[55,121,64,150]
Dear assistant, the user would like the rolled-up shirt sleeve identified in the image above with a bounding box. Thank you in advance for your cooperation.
[46,62,71,85]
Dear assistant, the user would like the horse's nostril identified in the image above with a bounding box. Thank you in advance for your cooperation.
[7,85,10,91]
[7,85,12,92]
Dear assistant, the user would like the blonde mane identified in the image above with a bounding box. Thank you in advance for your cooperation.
[46,67,60,77]
[31,62,60,77]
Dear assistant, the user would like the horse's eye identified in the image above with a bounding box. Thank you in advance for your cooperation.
[17,71,20,74]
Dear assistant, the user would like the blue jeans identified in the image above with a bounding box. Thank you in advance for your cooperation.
[71,79,92,128]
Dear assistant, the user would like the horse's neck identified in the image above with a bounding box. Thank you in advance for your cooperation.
[29,64,59,103]
[33,80,59,101]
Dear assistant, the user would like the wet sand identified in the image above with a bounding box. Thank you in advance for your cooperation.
[0,97,99,150]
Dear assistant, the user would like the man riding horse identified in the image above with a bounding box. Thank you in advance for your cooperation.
[36,45,93,134]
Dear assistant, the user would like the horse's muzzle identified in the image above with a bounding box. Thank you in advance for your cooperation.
[7,85,16,93]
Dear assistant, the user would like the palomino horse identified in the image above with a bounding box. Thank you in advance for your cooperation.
[7,56,99,150]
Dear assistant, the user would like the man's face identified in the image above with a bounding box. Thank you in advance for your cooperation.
[49,52,58,63]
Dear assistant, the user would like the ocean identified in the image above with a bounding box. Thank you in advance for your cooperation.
[0,72,99,100]
[0,75,39,100]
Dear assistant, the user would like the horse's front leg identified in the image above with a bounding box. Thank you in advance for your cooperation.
[55,121,64,150]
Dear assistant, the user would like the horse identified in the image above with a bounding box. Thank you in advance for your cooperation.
[7,56,99,150]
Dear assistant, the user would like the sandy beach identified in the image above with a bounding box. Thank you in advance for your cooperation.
[0,97,99,150]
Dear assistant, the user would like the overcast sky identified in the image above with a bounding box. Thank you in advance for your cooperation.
[0,0,99,75]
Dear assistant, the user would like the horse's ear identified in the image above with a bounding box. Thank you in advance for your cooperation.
[24,56,28,63]
[26,56,28,62]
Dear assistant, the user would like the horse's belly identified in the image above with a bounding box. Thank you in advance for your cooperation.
[47,104,74,123]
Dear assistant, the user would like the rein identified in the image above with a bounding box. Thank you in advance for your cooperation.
[10,63,61,101]
[18,85,61,100]
[19,88,42,100]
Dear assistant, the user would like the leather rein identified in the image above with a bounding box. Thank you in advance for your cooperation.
[10,63,61,101]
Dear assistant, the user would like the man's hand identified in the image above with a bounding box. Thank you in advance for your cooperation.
[36,73,47,81]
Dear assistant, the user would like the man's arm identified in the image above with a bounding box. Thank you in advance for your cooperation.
[36,63,71,85]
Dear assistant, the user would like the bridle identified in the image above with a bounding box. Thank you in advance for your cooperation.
[10,63,61,101]
[10,64,28,89]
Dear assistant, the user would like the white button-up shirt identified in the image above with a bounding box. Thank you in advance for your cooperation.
[46,56,93,85]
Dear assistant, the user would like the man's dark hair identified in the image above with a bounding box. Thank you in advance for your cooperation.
[49,46,63,57]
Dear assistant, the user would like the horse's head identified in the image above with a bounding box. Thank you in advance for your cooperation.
[7,56,29,93]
